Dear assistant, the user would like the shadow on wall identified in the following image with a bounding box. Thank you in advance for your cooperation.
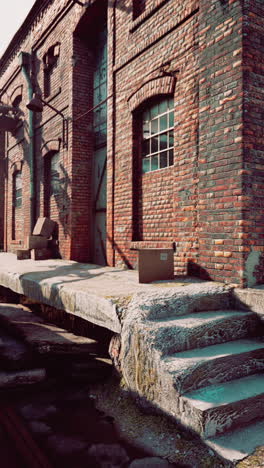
[107,233,133,269]
[187,260,212,281]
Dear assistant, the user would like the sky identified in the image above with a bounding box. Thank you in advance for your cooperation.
[0,0,36,57]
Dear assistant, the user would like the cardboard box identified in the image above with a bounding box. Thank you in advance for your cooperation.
[17,249,31,260]
[30,248,52,261]
[26,235,48,249]
[138,249,174,283]
[32,217,56,238]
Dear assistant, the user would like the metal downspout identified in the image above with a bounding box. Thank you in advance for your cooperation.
[20,52,35,234]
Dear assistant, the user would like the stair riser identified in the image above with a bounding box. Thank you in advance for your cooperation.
[180,393,264,438]
[172,349,264,394]
[155,314,259,355]
[146,290,232,320]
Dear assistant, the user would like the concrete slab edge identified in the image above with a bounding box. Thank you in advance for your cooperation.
[0,272,121,334]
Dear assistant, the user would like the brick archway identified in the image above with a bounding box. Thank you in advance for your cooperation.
[127,76,176,112]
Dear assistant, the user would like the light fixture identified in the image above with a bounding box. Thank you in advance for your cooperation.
[26,93,68,148]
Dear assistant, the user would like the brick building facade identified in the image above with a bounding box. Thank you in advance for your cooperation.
[0,0,263,287]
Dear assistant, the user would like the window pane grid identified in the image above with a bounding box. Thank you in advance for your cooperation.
[142,98,174,173]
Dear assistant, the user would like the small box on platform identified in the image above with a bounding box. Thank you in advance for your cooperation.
[138,249,174,283]
[33,217,56,238]
[17,249,31,260]
[30,248,52,261]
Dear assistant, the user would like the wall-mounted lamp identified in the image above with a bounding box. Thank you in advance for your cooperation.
[26,93,68,149]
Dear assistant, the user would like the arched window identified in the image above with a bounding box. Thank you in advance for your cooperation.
[50,152,60,196]
[141,97,174,173]
[44,152,60,218]
[13,171,22,208]
[43,43,60,98]
[12,170,22,240]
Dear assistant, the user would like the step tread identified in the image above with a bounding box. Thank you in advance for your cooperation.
[205,419,264,462]
[183,373,264,410]
[151,309,255,328]
[163,339,264,393]
[0,304,99,355]
[164,338,264,369]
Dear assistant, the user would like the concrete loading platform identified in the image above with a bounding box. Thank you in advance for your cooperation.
[0,253,263,464]
[0,253,204,333]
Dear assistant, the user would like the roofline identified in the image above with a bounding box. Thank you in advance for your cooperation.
[0,0,52,74]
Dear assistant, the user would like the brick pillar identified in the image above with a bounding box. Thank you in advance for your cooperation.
[242,0,264,286]
[198,0,244,285]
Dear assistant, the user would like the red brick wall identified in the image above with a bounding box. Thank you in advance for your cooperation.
[197,0,244,285]
[109,0,199,271]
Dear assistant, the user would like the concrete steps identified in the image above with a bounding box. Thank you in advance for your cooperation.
[150,309,260,355]
[121,284,264,463]
[164,338,264,393]
[206,418,264,462]
[181,373,264,438]
[156,306,264,463]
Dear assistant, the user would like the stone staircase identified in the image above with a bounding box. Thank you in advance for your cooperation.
[121,283,264,464]
[0,303,112,391]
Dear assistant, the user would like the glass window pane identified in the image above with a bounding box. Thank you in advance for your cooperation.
[151,136,158,153]
[150,103,159,119]
[168,98,174,110]
[159,100,167,114]
[169,130,174,147]
[169,149,174,166]
[96,123,107,146]
[51,153,60,195]
[142,158,150,173]
[160,114,167,132]
[160,151,167,168]
[94,109,101,126]
[143,121,150,139]
[142,109,150,122]
[151,118,158,135]
[169,111,174,128]
[142,139,150,156]
[94,86,102,105]
[160,132,168,150]
[100,82,107,101]
[16,174,22,190]
[151,155,159,171]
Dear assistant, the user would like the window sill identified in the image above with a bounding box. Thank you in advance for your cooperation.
[130,0,170,33]
[130,241,174,250]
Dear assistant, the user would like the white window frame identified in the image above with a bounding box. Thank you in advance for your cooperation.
[141,97,174,173]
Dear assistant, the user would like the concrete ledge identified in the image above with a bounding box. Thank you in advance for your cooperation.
[0,254,122,333]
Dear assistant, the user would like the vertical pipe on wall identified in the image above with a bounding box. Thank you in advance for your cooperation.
[111,0,117,266]
[19,52,35,234]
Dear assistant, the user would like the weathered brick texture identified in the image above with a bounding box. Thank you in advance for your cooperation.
[0,0,263,287]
